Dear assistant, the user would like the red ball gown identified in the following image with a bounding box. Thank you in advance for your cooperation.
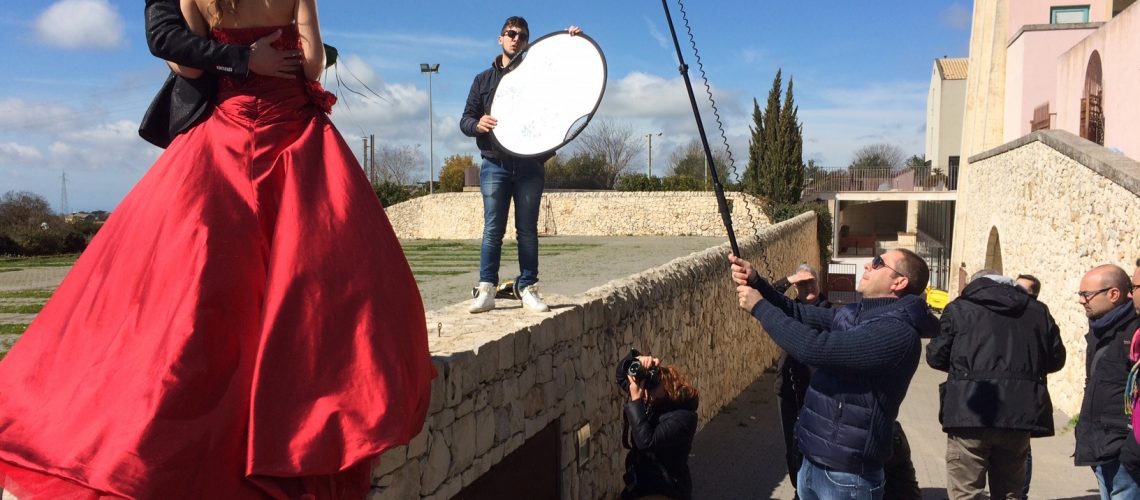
[0,25,435,499]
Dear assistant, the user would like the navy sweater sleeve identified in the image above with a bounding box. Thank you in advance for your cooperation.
[749,274,835,331]
[751,299,913,373]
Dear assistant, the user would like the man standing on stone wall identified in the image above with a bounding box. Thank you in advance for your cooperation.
[731,250,937,499]
[460,15,581,314]
[927,270,1065,499]
[1074,264,1140,497]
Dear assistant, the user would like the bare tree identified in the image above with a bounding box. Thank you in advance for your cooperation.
[849,143,906,170]
[572,118,644,188]
[669,138,731,185]
[374,144,423,186]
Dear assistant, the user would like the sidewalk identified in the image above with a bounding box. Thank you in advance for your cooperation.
[690,340,1100,499]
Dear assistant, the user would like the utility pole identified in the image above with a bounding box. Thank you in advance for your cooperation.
[646,132,662,177]
[60,171,69,215]
[420,63,440,194]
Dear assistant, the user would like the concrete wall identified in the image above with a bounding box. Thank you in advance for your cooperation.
[951,130,1140,415]
[1055,2,1140,159]
[1003,26,1099,142]
[385,191,771,240]
[1008,0,1109,39]
[926,63,967,170]
[838,201,907,236]
[369,213,820,500]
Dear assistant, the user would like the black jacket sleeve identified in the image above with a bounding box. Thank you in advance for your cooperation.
[926,303,956,371]
[460,72,485,137]
[624,401,697,452]
[144,0,249,77]
[1042,305,1067,374]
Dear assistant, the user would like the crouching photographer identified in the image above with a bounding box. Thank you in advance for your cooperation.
[617,350,700,500]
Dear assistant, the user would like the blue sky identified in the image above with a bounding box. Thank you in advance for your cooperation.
[0,0,972,211]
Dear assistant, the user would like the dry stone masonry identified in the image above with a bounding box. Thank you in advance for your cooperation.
[952,130,1140,414]
[369,213,820,499]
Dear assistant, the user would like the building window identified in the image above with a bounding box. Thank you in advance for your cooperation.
[1051,5,1090,23]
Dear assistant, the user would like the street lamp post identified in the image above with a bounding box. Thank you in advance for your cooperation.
[646,132,662,177]
[420,63,440,194]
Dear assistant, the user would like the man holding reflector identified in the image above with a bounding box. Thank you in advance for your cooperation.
[460,16,595,314]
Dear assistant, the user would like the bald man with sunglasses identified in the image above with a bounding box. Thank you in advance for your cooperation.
[731,249,937,500]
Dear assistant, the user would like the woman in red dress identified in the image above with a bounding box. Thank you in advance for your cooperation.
[0,0,435,498]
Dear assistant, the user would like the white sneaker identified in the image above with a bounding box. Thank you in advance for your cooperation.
[518,284,550,312]
[469,282,496,313]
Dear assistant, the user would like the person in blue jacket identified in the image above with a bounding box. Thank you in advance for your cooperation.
[731,250,938,500]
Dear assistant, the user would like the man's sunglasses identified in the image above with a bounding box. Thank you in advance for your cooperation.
[1077,287,1114,302]
[871,255,903,277]
[503,29,528,41]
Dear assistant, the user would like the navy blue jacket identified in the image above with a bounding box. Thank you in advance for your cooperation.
[460,56,555,163]
[749,276,937,473]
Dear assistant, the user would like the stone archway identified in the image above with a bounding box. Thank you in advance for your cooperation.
[984,226,1003,275]
[1080,50,1104,145]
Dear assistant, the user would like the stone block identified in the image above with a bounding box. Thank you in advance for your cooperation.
[474,385,489,411]
[514,330,530,365]
[517,363,536,397]
[455,397,473,419]
[535,353,553,383]
[428,358,448,414]
[434,408,455,430]
[449,410,477,476]
[531,322,558,354]
[522,386,545,418]
[496,334,516,371]
[370,458,420,500]
[476,339,499,382]
[475,406,495,456]
[541,380,558,408]
[372,444,406,477]
[419,430,451,495]
[407,426,429,459]
[494,407,512,445]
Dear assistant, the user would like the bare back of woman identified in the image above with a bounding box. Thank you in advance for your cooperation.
[174,0,324,80]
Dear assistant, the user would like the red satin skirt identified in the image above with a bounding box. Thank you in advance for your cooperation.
[0,73,435,499]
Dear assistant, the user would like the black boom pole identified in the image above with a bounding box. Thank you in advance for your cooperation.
[659,0,740,257]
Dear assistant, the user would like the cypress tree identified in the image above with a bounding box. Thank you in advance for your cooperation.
[758,70,783,201]
[744,98,764,193]
[779,78,804,202]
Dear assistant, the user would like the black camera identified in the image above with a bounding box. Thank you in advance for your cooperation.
[616,349,661,392]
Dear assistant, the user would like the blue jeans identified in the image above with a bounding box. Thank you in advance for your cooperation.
[1093,461,1140,500]
[797,459,885,500]
[478,157,544,289]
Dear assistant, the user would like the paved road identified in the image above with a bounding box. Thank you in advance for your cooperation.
[690,340,1099,499]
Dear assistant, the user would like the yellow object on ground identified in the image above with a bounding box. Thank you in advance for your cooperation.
[926,287,950,311]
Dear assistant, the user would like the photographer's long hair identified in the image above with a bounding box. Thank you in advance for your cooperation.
[646,365,699,408]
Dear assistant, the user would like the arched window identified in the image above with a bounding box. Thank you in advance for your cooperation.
[1080,51,1104,145]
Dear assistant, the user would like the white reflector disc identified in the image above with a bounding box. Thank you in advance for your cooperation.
[490,32,607,157]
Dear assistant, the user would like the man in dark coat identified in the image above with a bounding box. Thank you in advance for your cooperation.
[1074,264,1140,497]
[141,0,297,146]
[770,263,829,499]
[733,250,938,500]
[927,270,1065,499]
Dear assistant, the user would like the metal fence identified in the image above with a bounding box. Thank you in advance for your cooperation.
[803,166,959,193]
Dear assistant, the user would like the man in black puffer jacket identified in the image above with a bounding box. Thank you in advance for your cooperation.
[927,270,1066,499]
[732,250,938,500]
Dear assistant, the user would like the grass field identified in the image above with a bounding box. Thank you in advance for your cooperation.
[0,240,598,357]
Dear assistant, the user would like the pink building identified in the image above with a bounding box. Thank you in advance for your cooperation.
[1002,1,1140,158]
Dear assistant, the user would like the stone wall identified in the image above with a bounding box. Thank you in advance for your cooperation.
[951,129,1140,414]
[384,191,771,239]
[369,213,819,499]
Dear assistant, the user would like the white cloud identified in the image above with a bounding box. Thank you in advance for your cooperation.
[940,3,972,30]
[35,0,125,50]
[49,120,160,171]
[799,81,929,166]
[0,143,44,166]
[0,99,78,133]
